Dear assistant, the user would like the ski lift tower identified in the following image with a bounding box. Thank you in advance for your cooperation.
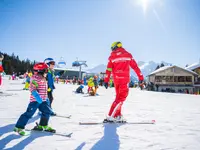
[72,58,87,79]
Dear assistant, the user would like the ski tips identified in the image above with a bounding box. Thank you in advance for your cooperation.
[68,132,73,137]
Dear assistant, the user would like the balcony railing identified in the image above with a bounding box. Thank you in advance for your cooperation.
[194,81,200,84]
[155,81,193,85]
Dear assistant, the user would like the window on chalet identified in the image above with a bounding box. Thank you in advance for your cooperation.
[186,76,192,82]
[155,76,174,82]
[174,76,178,82]
[166,76,173,82]
[175,76,186,82]
[178,76,185,82]
[155,76,162,82]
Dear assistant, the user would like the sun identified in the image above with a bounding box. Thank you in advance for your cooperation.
[140,0,149,13]
[129,0,151,14]
[130,0,162,14]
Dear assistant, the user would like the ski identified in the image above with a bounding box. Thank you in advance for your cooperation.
[79,120,156,125]
[24,129,73,138]
[54,114,71,119]
[15,129,72,137]
[38,112,71,119]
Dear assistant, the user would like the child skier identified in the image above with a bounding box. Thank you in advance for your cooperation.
[76,84,84,94]
[87,77,96,96]
[23,71,32,90]
[87,77,94,93]
[44,58,56,116]
[0,65,3,86]
[104,41,144,122]
[14,63,55,135]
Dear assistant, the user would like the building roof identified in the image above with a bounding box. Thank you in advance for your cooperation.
[185,62,200,71]
[149,66,171,76]
[148,65,198,76]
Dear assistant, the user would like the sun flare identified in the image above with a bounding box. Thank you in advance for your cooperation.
[141,0,149,13]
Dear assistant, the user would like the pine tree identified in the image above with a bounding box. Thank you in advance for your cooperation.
[160,63,165,67]
[155,65,160,70]
[0,51,35,75]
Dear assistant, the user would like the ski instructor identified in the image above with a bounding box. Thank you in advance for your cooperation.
[104,41,144,122]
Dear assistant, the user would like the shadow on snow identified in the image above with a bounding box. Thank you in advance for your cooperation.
[0,114,48,150]
[90,123,122,150]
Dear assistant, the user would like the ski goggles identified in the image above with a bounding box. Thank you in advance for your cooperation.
[50,62,55,65]
[33,68,48,73]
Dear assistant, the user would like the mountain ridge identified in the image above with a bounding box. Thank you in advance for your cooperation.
[87,61,172,81]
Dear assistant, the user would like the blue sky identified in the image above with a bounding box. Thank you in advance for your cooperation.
[0,0,200,68]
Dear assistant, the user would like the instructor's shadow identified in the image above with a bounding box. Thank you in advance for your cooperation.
[0,114,40,150]
[90,123,123,150]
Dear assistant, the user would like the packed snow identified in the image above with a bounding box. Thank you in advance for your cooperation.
[0,78,200,150]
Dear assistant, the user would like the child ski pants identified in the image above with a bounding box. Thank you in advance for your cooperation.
[108,83,129,118]
[15,101,52,129]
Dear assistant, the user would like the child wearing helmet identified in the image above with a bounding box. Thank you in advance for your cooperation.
[44,58,56,116]
[14,63,55,135]
[87,77,96,96]
[76,84,84,94]
[104,41,144,122]
[23,71,33,90]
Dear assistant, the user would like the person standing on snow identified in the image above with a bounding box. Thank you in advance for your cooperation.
[44,58,56,116]
[0,54,4,86]
[23,71,33,90]
[14,63,55,135]
[104,41,144,122]
[93,75,99,95]
[0,65,4,86]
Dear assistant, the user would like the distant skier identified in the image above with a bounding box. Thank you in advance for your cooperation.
[14,63,55,135]
[87,77,94,93]
[55,75,59,83]
[0,65,4,86]
[44,58,56,116]
[87,77,97,96]
[93,75,99,95]
[12,72,16,80]
[23,71,33,90]
[83,76,87,85]
[76,84,84,94]
[104,41,144,122]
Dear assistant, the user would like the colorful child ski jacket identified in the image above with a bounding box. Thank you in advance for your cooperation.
[30,75,48,102]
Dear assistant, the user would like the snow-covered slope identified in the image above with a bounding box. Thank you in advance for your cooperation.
[87,64,107,73]
[0,78,200,150]
[132,61,158,79]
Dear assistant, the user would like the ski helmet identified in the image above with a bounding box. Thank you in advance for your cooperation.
[44,58,55,66]
[33,63,49,73]
[111,41,122,51]
[0,65,4,73]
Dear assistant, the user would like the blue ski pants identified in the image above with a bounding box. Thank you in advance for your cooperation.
[15,101,52,129]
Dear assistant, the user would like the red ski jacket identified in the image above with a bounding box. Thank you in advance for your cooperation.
[104,47,144,84]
